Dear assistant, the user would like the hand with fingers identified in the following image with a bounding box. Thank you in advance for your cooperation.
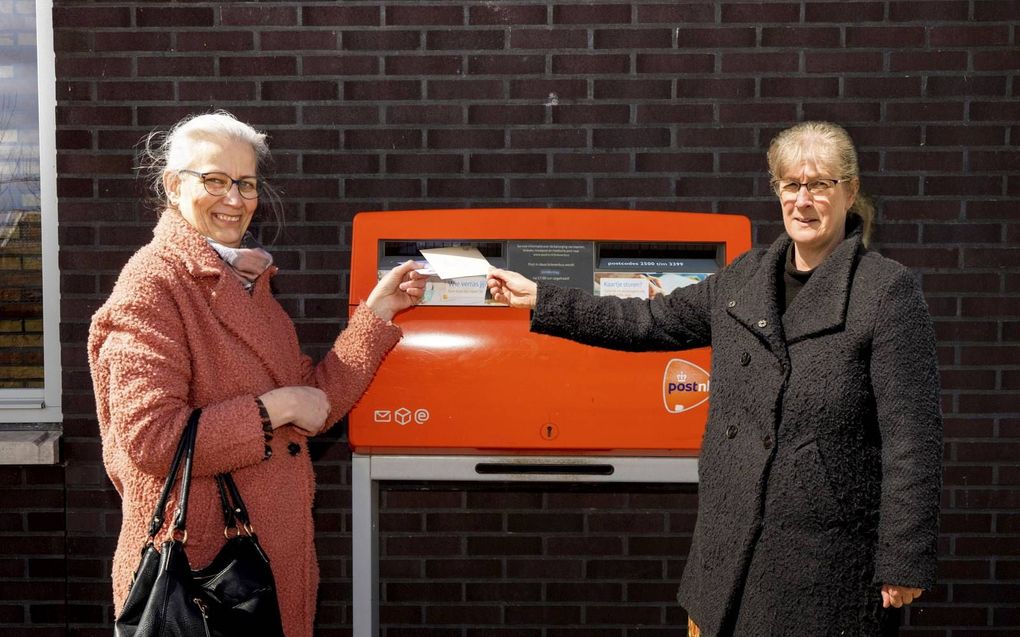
[487,267,538,309]
[881,584,924,609]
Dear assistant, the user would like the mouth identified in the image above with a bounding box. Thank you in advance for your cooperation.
[793,215,818,225]
[212,212,243,224]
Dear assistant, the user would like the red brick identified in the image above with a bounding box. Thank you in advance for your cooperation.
[94,31,171,52]
[805,2,886,22]
[469,5,547,25]
[387,5,463,26]
[136,7,214,27]
[386,105,463,125]
[677,78,755,99]
[346,179,421,199]
[636,104,715,124]
[220,5,297,26]
[971,101,1020,121]
[344,80,420,101]
[53,6,131,28]
[887,101,966,122]
[428,178,504,198]
[511,79,587,100]
[593,128,670,149]
[519,128,595,151]
[890,1,970,21]
[303,106,379,125]
[558,52,628,73]
[929,126,1007,148]
[930,26,1011,47]
[510,29,588,49]
[891,50,969,72]
[343,30,420,51]
[637,4,715,23]
[428,79,503,100]
[471,55,546,75]
[553,105,630,125]
[846,26,926,47]
[762,26,841,47]
[635,53,714,74]
[594,79,670,100]
[470,154,546,174]
[508,178,586,199]
[178,80,257,102]
[220,56,297,76]
[430,128,505,149]
[802,102,881,123]
[302,55,378,76]
[722,3,800,22]
[805,51,883,73]
[260,30,337,51]
[594,28,673,49]
[386,154,461,174]
[676,27,756,48]
[468,105,544,125]
[303,6,380,26]
[427,30,505,50]
[761,77,839,98]
[974,0,1020,21]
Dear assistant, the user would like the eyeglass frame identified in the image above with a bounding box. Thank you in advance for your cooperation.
[178,169,262,200]
[770,178,848,197]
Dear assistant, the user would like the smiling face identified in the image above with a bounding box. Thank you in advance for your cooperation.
[778,157,858,269]
[164,136,258,247]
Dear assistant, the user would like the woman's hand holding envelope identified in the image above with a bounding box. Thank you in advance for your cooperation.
[487,268,538,308]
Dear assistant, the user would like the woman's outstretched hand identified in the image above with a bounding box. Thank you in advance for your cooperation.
[487,268,538,309]
[366,260,428,322]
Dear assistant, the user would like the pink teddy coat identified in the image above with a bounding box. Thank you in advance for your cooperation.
[88,210,401,637]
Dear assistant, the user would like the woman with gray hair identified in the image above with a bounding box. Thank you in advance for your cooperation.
[89,111,425,637]
[485,121,942,636]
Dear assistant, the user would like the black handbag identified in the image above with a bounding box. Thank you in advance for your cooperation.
[114,409,285,637]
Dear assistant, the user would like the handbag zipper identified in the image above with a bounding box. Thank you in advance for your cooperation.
[193,598,212,637]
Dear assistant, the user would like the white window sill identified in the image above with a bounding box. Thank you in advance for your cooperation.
[0,430,60,465]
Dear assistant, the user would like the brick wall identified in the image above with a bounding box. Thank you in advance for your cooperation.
[1,1,1016,634]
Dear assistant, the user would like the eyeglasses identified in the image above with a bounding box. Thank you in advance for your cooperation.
[771,178,845,197]
[179,170,260,200]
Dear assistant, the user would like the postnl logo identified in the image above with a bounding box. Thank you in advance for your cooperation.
[662,359,711,413]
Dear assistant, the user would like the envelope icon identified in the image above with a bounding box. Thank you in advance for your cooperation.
[373,410,392,423]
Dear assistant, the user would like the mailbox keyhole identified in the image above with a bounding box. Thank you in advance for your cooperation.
[541,423,559,441]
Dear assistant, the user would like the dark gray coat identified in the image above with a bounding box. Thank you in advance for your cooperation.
[531,227,942,636]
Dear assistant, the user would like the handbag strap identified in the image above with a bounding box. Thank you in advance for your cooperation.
[145,409,202,540]
[169,411,199,538]
[216,472,255,535]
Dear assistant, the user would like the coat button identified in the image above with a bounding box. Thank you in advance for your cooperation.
[762,435,773,449]
[727,300,736,308]
[288,442,301,456]
[757,319,768,328]
[740,352,751,366]
[725,425,738,439]
[264,444,273,459]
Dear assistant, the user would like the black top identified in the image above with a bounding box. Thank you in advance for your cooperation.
[781,241,814,314]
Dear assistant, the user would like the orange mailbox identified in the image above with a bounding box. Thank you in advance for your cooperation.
[348,209,751,456]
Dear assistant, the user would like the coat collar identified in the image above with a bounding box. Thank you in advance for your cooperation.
[152,210,289,386]
[726,221,864,359]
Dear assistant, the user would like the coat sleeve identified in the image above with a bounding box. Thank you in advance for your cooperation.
[301,302,402,431]
[529,275,715,352]
[870,268,943,589]
[89,279,267,480]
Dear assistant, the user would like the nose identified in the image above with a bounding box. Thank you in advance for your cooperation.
[794,184,813,207]
[222,181,245,206]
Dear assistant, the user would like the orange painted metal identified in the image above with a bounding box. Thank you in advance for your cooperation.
[348,209,752,456]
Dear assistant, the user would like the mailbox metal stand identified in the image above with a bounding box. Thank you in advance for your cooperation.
[351,453,698,637]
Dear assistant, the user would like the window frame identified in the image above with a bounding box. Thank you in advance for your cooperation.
[0,0,61,425]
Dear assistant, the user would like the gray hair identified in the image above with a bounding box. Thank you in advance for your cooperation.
[137,110,283,241]
[767,121,875,246]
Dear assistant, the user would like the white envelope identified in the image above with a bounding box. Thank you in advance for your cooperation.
[419,246,492,280]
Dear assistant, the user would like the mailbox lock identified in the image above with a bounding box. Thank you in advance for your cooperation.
[540,423,559,441]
